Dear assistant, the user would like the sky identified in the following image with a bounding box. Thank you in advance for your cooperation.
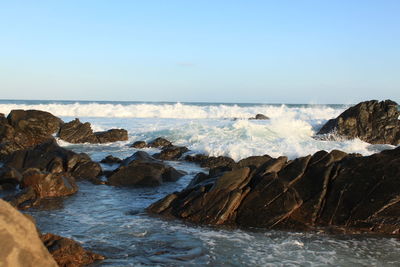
[0,0,399,104]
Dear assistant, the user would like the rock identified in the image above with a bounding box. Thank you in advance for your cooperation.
[4,140,102,182]
[317,100,400,145]
[95,129,128,143]
[0,109,63,158]
[100,155,122,164]
[148,147,400,235]
[41,233,105,267]
[148,137,172,148]
[0,199,58,267]
[154,145,189,160]
[0,166,22,190]
[185,154,236,169]
[58,118,128,144]
[130,140,147,148]
[249,114,270,120]
[108,151,185,187]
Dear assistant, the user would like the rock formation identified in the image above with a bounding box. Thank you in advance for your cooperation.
[107,151,186,187]
[0,199,58,267]
[317,100,400,145]
[148,147,400,235]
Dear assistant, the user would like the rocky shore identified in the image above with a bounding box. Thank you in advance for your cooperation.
[1,99,400,265]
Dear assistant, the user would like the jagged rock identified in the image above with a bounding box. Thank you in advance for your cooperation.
[0,166,22,190]
[148,137,172,148]
[130,140,147,148]
[4,140,102,181]
[100,155,122,164]
[95,129,128,143]
[41,233,105,267]
[185,154,236,169]
[107,151,185,187]
[317,100,400,145]
[0,199,58,267]
[249,114,270,120]
[0,109,63,158]
[148,147,400,235]
[58,118,128,144]
[154,145,189,160]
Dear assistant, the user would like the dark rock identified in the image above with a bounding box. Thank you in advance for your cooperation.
[154,145,189,160]
[108,151,185,187]
[249,114,270,120]
[317,100,400,145]
[100,155,122,164]
[0,109,63,158]
[148,147,400,235]
[95,129,128,143]
[130,140,147,148]
[148,137,172,148]
[0,166,22,190]
[185,154,236,169]
[41,233,105,267]
[58,118,128,144]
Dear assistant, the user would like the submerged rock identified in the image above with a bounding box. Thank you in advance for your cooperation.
[41,233,105,267]
[154,145,189,160]
[58,118,128,144]
[317,100,400,145]
[108,151,186,187]
[148,147,400,235]
[130,140,147,148]
[100,155,122,164]
[249,113,270,120]
[0,199,58,267]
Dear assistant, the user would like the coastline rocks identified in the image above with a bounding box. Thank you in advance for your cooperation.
[148,147,400,235]
[130,140,147,148]
[0,199,58,267]
[148,137,172,148]
[154,145,189,160]
[0,110,62,158]
[317,100,400,145]
[107,151,186,187]
[249,114,270,120]
[41,233,105,267]
[100,155,122,164]
[59,118,128,144]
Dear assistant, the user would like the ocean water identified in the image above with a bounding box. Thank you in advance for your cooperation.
[1,100,399,266]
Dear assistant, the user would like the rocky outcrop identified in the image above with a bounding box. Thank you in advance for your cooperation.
[148,137,172,148]
[249,114,270,120]
[0,110,63,158]
[107,151,186,187]
[2,140,102,208]
[154,145,189,160]
[41,233,105,267]
[100,155,122,164]
[0,199,58,267]
[58,118,128,144]
[148,147,400,235]
[317,100,400,145]
[130,140,147,148]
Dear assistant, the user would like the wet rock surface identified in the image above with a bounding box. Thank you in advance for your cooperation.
[41,233,105,267]
[154,145,189,160]
[317,100,400,145]
[107,151,186,187]
[59,118,128,144]
[148,147,400,235]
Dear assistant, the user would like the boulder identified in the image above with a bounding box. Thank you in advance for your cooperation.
[148,137,172,148]
[249,114,270,120]
[0,166,22,190]
[0,109,63,158]
[58,118,128,144]
[185,154,236,169]
[317,100,400,145]
[107,151,185,187]
[154,145,189,160]
[148,147,400,235]
[0,199,58,267]
[130,140,147,148]
[100,155,122,164]
[41,233,105,267]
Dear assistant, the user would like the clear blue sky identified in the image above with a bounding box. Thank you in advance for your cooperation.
[0,0,399,103]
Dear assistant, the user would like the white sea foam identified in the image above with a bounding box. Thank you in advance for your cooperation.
[0,102,341,120]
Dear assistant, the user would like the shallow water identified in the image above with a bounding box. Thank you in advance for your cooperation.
[1,100,400,266]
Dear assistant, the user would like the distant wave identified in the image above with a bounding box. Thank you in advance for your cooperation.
[0,102,343,121]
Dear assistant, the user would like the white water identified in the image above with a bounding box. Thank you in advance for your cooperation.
[0,102,394,160]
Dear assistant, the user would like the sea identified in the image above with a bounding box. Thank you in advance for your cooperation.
[1,99,399,266]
